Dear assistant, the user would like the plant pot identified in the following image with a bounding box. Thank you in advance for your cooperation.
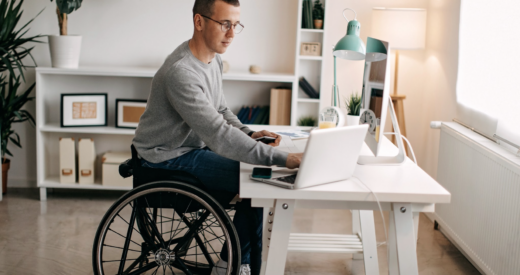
[2,159,10,195]
[346,115,360,126]
[314,19,323,29]
[48,35,82,68]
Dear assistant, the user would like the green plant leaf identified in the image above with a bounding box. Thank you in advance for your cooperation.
[9,136,21,148]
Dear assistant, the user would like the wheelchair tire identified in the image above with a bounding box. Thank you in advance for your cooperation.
[92,181,241,275]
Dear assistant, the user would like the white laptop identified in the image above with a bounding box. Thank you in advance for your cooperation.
[250,124,368,189]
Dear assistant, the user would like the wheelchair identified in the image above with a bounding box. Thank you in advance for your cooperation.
[92,146,241,275]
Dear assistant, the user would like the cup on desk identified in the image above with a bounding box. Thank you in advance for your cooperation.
[319,112,337,129]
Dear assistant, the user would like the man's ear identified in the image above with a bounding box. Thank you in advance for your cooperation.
[194,14,204,31]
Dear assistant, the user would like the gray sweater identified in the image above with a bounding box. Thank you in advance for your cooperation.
[133,40,289,166]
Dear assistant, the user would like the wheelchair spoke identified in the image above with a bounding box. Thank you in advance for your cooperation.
[118,205,137,274]
[117,213,141,235]
[173,258,193,275]
[102,244,141,253]
[126,261,158,275]
[123,253,149,275]
[173,210,211,254]
[137,206,167,248]
[108,229,142,247]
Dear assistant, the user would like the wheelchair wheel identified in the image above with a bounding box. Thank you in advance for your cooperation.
[93,181,240,275]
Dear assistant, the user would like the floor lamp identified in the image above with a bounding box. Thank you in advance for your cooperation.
[371,8,427,149]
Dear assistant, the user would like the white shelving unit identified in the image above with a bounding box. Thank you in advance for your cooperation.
[35,67,295,200]
[291,0,329,126]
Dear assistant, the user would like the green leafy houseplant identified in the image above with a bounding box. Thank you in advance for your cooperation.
[345,92,362,116]
[50,0,82,35]
[312,0,324,20]
[297,116,317,127]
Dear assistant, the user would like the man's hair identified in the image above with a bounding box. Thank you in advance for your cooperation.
[193,0,240,18]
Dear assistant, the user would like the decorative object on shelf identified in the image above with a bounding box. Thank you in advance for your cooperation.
[297,116,317,127]
[78,138,95,184]
[48,0,84,68]
[102,152,133,187]
[345,92,362,126]
[0,0,42,194]
[61,93,108,127]
[312,0,324,29]
[115,99,147,129]
[300,42,322,56]
[371,8,427,144]
[0,75,36,194]
[59,137,76,183]
[270,88,292,125]
[249,65,261,74]
[223,60,230,73]
[319,106,345,129]
[298,77,319,98]
[301,0,314,29]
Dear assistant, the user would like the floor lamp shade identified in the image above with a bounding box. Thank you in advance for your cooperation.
[371,8,427,50]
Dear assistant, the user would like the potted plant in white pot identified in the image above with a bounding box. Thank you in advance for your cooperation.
[345,92,362,126]
[48,0,83,68]
[0,0,42,194]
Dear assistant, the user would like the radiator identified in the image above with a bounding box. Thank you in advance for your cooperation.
[429,123,520,275]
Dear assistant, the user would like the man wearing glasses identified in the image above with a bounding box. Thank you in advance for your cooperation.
[133,0,303,274]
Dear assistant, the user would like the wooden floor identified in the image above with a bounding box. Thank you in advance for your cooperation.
[0,188,480,275]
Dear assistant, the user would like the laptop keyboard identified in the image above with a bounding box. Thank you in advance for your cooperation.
[275,173,298,184]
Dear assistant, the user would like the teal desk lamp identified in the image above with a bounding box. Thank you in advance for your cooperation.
[331,8,366,107]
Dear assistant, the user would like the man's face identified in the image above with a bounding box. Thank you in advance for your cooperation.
[201,0,240,54]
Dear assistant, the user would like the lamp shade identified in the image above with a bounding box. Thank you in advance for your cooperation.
[365,37,388,62]
[371,8,427,50]
[333,19,366,60]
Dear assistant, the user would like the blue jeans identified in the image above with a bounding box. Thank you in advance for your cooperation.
[141,147,263,274]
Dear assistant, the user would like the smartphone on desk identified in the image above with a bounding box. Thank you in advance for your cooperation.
[252,167,272,179]
[255,136,276,144]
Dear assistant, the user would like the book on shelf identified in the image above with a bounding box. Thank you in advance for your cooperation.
[270,88,292,125]
[302,0,313,29]
[252,106,269,124]
[236,106,270,125]
[298,77,319,99]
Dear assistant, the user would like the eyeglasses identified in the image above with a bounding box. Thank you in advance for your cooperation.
[200,14,244,34]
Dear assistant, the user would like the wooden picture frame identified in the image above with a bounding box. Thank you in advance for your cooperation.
[115,99,147,129]
[300,42,322,56]
[60,93,108,127]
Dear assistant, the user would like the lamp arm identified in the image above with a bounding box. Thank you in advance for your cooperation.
[342,8,357,21]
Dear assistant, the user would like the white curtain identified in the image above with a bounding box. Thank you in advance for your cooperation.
[457,0,520,145]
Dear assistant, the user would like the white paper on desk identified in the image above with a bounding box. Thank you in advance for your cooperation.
[274,129,309,140]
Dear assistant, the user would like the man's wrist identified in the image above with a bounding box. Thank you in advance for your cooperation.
[247,131,255,137]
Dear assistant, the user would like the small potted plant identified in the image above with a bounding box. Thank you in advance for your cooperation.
[345,92,362,126]
[298,116,317,127]
[48,0,83,68]
[312,0,324,29]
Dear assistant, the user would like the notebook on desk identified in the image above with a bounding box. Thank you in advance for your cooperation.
[250,125,368,189]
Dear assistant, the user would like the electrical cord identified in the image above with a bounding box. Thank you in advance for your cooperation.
[384,132,417,164]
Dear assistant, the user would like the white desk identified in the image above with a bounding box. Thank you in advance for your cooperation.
[239,128,450,275]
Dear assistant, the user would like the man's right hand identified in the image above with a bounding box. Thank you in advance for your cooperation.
[286,153,303,169]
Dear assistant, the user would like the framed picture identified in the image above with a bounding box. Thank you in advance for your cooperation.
[115,99,147,129]
[61,93,108,127]
[300,42,322,56]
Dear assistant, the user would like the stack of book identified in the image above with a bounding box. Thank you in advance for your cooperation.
[301,0,314,29]
[237,106,270,125]
[299,77,319,98]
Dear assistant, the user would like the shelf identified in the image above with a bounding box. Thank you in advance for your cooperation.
[299,56,323,61]
[40,123,136,135]
[39,177,132,191]
[298,98,320,103]
[300,28,324,33]
[36,67,295,83]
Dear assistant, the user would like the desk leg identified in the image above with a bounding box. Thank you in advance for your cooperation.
[392,203,419,275]
[351,210,363,260]
[260,207,272,275]
[265,199,295,275]
[413,212,420,243]
[40,187,47,201]
[359,210,379,275]
[388,210,399,275]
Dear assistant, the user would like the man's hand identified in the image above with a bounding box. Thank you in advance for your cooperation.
[286,153,303,169]
[251,130,282,147]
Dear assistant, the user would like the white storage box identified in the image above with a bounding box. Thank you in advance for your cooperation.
[59,137,76,183]
[102,152,133,187]
[78,138,95,184]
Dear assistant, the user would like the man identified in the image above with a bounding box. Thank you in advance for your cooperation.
[132,0,303,274]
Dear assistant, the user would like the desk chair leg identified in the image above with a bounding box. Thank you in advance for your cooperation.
[351,210,364,260]
[359,210,379,275]
[392,203,419,275]
[388,211,399,275]
[265,199,295,275]
[260,207,273,275]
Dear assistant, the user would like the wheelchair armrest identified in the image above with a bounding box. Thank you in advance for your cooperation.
[119,159,134,178]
